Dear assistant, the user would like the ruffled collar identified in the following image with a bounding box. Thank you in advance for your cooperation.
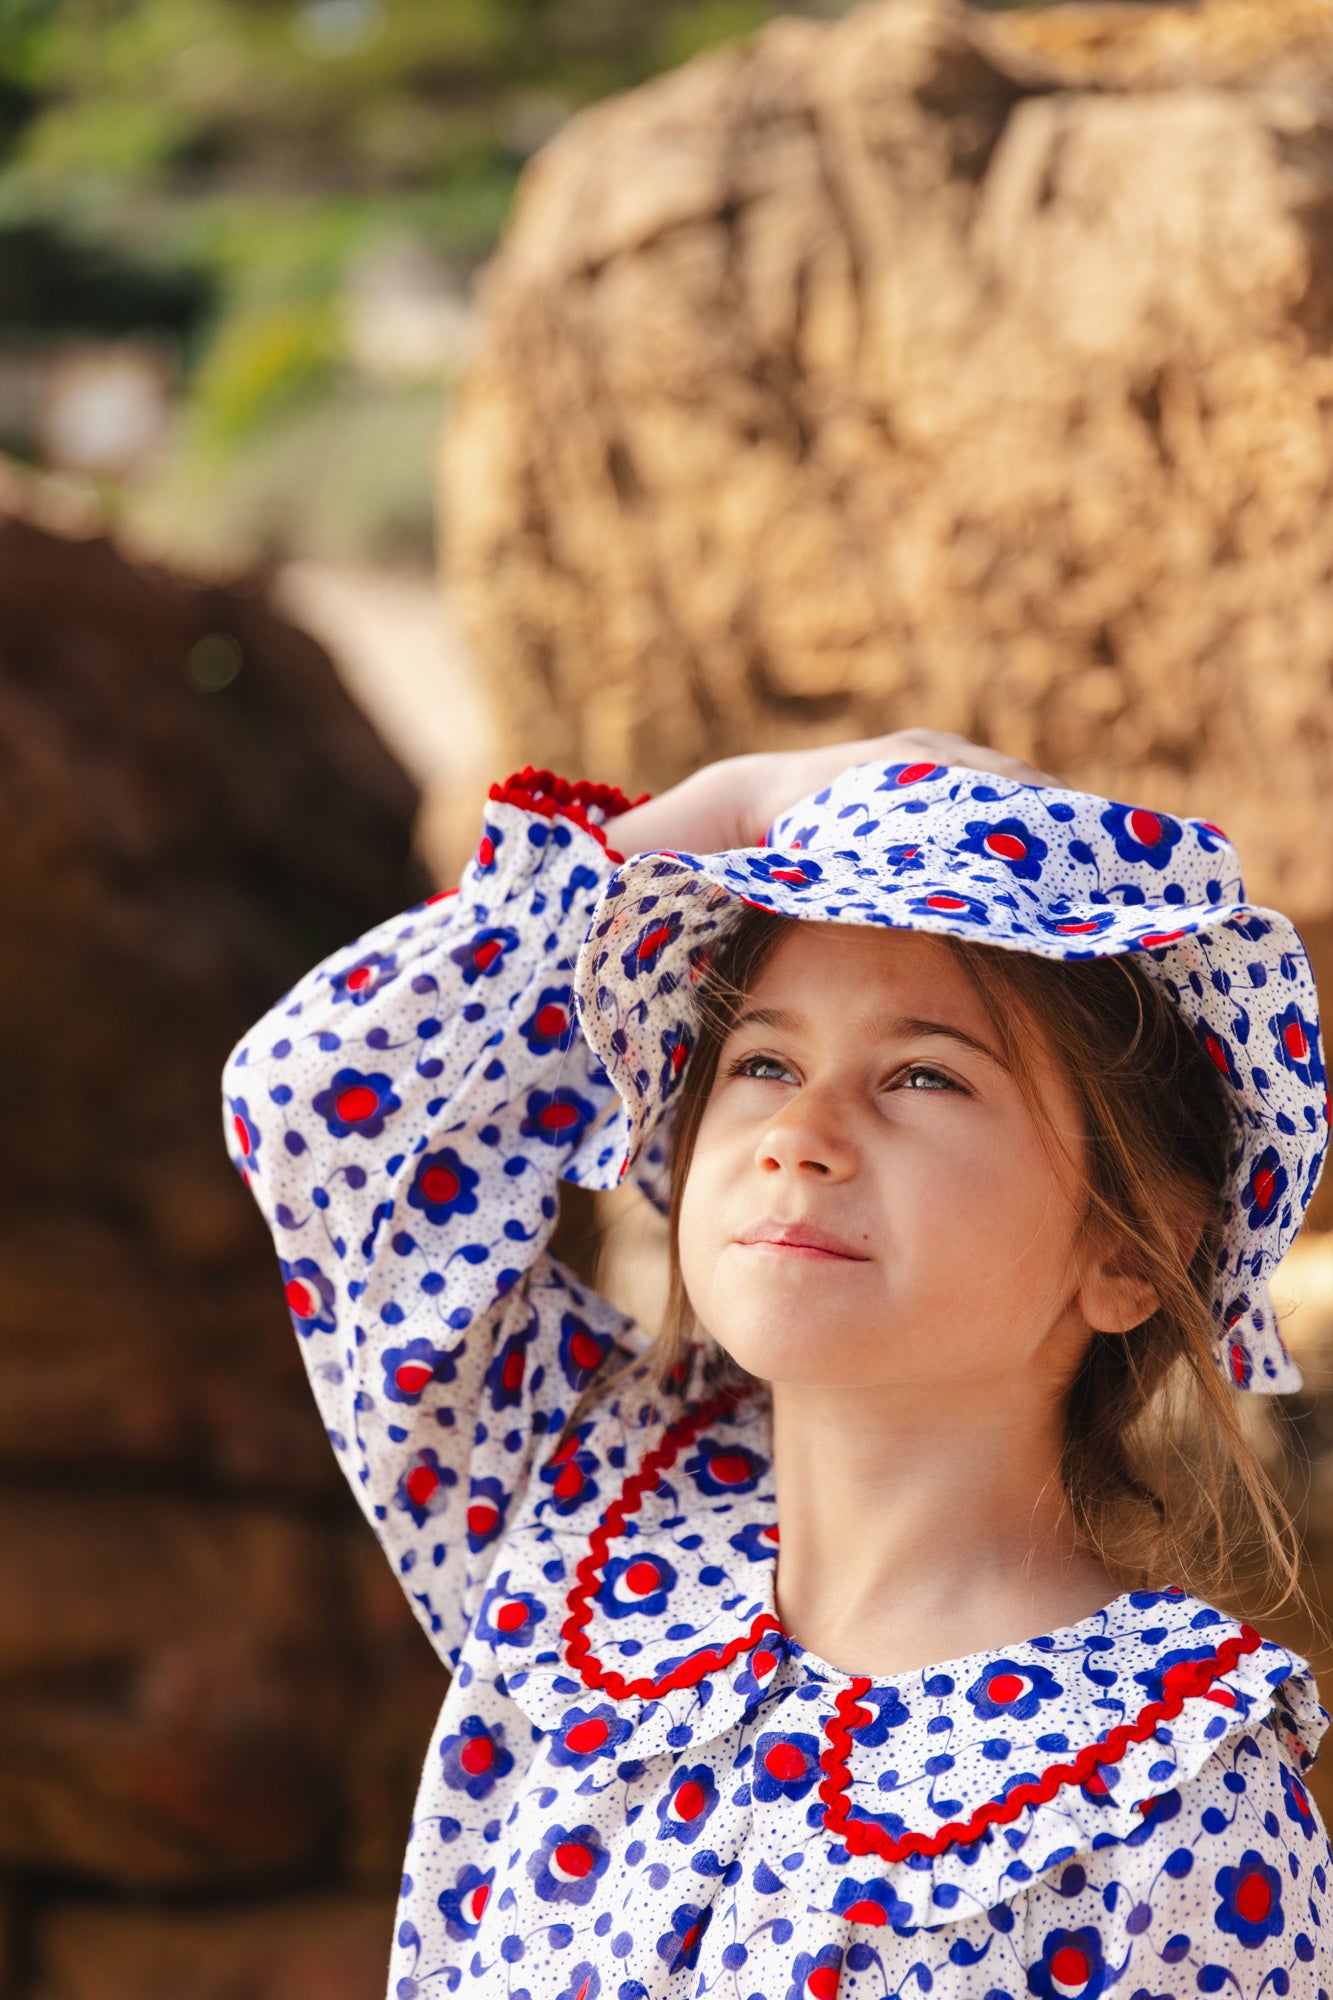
[483,1382,1325,1925]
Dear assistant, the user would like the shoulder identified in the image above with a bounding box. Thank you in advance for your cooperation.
[1044,1707,1333,1993]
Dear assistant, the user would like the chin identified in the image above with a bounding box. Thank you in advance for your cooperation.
[708,1316,884,1388]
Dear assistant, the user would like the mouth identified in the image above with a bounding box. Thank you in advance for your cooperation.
[734,1219,871,1263]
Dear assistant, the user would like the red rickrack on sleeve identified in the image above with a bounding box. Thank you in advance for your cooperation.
[559,1396,783,1702]
[489,767,650,866]
[817,1623,1265,1860]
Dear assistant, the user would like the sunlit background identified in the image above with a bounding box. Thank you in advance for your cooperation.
[5,1,1333,1995]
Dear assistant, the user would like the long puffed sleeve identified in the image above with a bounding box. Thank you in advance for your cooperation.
[221,771,645,1668]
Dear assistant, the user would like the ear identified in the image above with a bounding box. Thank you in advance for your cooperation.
[1076,1244,1160,1336]
[1075,1210,1204,1336]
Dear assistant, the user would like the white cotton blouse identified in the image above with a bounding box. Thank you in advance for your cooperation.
[222,777,1333,2000]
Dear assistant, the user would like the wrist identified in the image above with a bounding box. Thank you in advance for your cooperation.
[606,759,757,860]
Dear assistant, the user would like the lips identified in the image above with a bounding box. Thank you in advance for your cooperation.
[735,1219,870,1261]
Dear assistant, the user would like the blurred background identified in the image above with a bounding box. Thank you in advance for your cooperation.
[5,0,1333,1993]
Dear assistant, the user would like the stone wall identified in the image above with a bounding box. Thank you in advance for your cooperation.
[0,486,444,1997]
[440,0,1333,928]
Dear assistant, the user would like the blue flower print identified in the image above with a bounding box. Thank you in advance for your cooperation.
[596,1551,678,1621]
[406,1145,479,1226]
[753,1731,823,1803]
[854,1683,911,1745]
[476,1571,547,1648]
[437,1861,494,1940]
[656,1762,720,1844]
[1243,1147,1288,1230]
[1195,1021,1243,1091]
[312,1067,401,1141]
[519,984,576,1054]
[1280,1760,1318,1840]
[1214,1849,1284,1946]
[621,909,683,980]
[556,1966,600,2000]
[547,1704,634,1769]
[746,853,825,889]
[528,1823,611,1907]
[451,926,519,984]
[521,1086,598,1149]
[959,816,1048,882]
[330,949,396,1004]
[684,1436,767,1498]
[380,1336,460,1405]
[485,1317,537,1412]
[464,1476,508,1552]
[656,1903,711,1975]
[558,1311,611,1390]
[395,1448,455,1527]
[1027,1926,1110,1998]
[1125,1586,1188,1611]
[1131,1645,1218,1704]
[1099,803,1183,871]
[832,1877,915,1927]
[1270,1002,1324,1088]
[729,1520,781,1564]
[539,1433,600,1515]
[1035,910,1118,942]
[966,1659,1063,1723]
[438,1716,514,1800]
[732,1636,785,1705]
[907,889,990,926]
[878,759,943,789]
[785,1946,843,2000]
[279,1256,335,1336]
[228,1095,261,1164]
[659,1022,693,1099]
[1223,1326,1254,1389]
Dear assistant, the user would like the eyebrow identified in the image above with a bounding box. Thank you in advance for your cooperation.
[730,1005,1009,1071]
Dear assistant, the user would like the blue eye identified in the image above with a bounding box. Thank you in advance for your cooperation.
[727,1053,793,1083]
[900,1065,960,1093]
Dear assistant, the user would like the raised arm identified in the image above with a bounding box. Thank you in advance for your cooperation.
[221,770,645,1666]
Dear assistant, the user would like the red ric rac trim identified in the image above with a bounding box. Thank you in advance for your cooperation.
[818,1623,1264,1860]
[561,1398,783,1701]
[490,766,649,866]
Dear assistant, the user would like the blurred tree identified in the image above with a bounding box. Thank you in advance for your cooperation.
[0,0,1079,563]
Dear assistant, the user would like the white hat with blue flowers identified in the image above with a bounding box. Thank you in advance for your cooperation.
[574,759,1328,1394]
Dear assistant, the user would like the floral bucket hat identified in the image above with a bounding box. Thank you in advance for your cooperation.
[573,759,1329,1394]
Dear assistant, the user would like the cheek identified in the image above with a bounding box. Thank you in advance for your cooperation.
[675,1147,724,1303]
[935,1121,1083,1287]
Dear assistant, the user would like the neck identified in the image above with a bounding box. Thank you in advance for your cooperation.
[768,1377,1119,1678]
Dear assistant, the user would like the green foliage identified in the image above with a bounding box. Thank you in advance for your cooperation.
[187,295,340,446]
[129,379,444,568]
[0,0,1066,565]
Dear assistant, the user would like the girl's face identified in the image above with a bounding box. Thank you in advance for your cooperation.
[677,921,1104,1396]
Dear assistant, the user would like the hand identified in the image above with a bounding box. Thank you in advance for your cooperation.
[607,730,1060,859]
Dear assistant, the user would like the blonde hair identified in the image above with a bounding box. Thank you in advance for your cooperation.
[585,908,1306,1616]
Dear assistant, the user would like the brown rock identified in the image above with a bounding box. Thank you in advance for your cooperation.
[0,1497,346,1886]
[0,1216,334,1491]
[440,0,1333,926]
[0,450,442,1933]
[0,501,428,1492]
[31,1895,393,2000]
[339,1532,448,1888]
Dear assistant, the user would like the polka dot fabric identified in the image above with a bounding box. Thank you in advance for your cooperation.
[574,760,1331,1393]
[222,770,1333,1999]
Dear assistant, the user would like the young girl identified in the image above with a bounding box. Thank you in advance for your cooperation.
[223,731,1332,2000]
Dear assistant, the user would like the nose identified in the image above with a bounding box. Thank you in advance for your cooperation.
[755,1087,857,1180]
